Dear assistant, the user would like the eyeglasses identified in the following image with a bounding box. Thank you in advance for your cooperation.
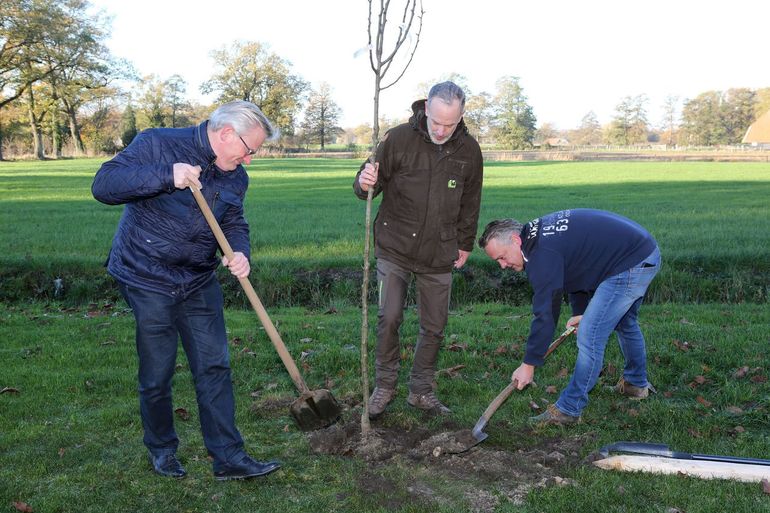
[236,133,257,156]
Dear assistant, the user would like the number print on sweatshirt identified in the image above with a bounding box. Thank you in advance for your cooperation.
[541,209,571,237]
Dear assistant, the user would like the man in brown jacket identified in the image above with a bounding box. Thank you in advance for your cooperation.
[354,81,484,419]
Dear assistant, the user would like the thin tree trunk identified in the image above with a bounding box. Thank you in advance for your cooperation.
[51,93,62,159]
[360,72,383,438]
[26,88,45,160]
[63,100,85,155]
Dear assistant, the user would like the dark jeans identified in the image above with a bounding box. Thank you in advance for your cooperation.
[118,276,244,467]
[375,258,452,394]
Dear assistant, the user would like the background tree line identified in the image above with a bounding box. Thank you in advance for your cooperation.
[2,0,769,160]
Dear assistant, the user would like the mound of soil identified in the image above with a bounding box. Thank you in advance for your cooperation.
[308,416,596,512]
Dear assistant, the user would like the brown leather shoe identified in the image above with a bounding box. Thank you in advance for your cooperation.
[407,391,451,415]
[529,404,580,426]
[615,378,655,400]
[368,387,395,419]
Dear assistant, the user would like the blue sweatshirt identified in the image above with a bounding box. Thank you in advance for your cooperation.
[520,209,657,366]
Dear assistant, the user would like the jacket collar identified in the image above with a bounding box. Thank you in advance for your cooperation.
[194,121,218,167]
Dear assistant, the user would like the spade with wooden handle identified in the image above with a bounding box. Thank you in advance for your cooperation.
[470,326,576,444]
[190,185,341,431]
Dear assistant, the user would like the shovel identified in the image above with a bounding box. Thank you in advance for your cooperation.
[598,441,770,466]
[191,186,341,431]
[471,326,576,444]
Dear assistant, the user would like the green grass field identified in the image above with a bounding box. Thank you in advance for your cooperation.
[1,157,769,512]
[0,158,768,305]
[2,302,769,512]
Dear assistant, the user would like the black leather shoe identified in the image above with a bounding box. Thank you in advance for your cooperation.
[213,455,281,481]
[149,453,186,478]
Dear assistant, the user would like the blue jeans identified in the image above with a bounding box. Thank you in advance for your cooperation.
[118,276,244,467]
[555,247,661,417]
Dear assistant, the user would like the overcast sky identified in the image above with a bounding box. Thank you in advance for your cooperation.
[88,0,769,130]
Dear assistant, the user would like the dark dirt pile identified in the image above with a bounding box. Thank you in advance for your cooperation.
[308,416,596,512]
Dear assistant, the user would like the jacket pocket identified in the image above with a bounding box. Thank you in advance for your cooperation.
[431,224,458,268]
[121,225,185,277]
[212,189,242,222]
[374,215,421,260]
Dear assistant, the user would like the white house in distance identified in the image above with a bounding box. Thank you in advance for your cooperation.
[742,110,770,149]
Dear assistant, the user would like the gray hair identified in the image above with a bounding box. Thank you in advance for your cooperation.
[478,218,525,249]
[428,81,466,111]
[209,100,279,141]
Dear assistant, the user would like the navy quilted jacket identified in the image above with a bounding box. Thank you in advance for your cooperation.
[92,121,251,297]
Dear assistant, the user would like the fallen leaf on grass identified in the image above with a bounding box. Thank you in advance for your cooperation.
[672,339,692,351]
[729,426,745,435]
[750,374,768,384]
[627,408,639,417]
[1,387,20,395]
[688,375,709,388]
[493,345,508,355]
[556,367,569,378]
[688,428,702,438]
[679,318,694,325]
[726,405,744,415]
[174,408,191,421]
[58,448,65,458]
[695,396,712,408]
[13,502,33,513]
[545,385,558,394]
[733,366,750,378]
[447,343,468,352]
[528,401,541,411]
[761,478,770,494]
[324,306,338,314]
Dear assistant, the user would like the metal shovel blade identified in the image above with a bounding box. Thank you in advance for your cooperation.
[470,418,490,444]
[290,389,342,432]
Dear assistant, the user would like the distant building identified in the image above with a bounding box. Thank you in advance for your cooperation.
[742,110,770,148]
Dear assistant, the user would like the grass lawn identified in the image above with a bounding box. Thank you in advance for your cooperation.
[2,302,769,512]
[1,156,769,511]
[0,158,768,305]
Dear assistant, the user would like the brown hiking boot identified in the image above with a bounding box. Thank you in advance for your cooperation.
[615,378,655,400]
[368,387,395,419]
[407,391,451,415]
[528,404,580,426]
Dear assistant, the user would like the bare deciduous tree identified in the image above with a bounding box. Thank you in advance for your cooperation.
[359,0,423,437]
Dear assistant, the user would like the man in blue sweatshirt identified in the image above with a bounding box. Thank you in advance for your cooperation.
[477,209,661,425]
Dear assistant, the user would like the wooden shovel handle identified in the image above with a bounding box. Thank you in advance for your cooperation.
[484,326,574,419]
[479,380,518,422]
[190,186,309,394]
[545,325,576,357]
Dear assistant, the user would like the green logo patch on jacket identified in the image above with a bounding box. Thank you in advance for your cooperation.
[447,179,457,189]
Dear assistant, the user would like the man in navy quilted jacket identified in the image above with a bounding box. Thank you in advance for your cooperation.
[478,209,661,426]
[92,100,281,481]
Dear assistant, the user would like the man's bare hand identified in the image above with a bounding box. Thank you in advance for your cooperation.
[358,162,379,192]
[512,363,536,390]
[566,315,582,332]
[173,163,202,190]
[222,252,250,279]
[454,249,470,269]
